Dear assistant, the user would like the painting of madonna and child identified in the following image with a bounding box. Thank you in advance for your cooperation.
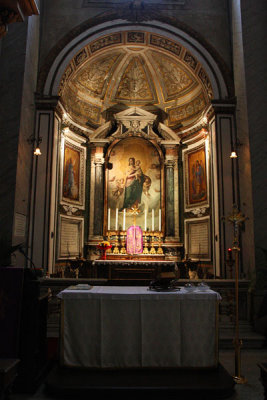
[107,138,161,232]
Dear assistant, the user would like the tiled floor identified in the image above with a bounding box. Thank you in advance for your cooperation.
[9,348,267,400]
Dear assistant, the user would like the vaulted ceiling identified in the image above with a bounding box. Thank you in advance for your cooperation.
[59,31,213,132]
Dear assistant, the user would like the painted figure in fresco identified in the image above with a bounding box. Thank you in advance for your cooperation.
[192,159,205,199]
[122,157,144,210]
[64,157,77,199]
[112,178,125,199]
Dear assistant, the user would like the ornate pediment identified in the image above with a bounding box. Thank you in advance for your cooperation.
[90,107,180,145]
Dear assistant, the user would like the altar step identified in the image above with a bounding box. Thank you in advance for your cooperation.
[219,323,266,349]
[45,363,235,399]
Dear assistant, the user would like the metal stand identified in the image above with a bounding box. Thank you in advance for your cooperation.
[225,204,248,384]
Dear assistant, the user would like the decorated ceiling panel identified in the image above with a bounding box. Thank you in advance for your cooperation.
[59,31,213,131]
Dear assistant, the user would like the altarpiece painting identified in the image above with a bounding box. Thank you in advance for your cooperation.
[61,139,86,208]
[107,137,161,231]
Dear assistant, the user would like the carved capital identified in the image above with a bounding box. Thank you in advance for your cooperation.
[94,156,105,166]
[164,158,176,168]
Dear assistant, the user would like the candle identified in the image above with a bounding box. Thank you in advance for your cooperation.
[108,208,110,231]
[152,209,154,231]
[159,209,161,231]
[123,209,126,231]
[115,208,118,231]
[144,209,147,231]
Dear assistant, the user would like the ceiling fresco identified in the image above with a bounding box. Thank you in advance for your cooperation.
[59,31,213,131]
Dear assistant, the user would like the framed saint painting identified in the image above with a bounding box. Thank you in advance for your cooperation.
[60,136,86,209]
[184,143,209,210]
[106,137,162,232]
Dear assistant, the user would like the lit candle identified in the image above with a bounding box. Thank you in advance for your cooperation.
[108,208,110,231]
[115,208,118,231]
[123,209,126,231]
[152,209,154,231]
[144,209,147,231]
[159,209,161,231]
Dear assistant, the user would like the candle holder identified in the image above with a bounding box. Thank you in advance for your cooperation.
[157,232,164,255]
[150,232,156,254]
[113,234,120,254]
[120,231,127,254]
[143,232,149,254]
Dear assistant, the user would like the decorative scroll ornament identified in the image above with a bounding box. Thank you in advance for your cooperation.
[63,205,79,216]
[191,207,207,217]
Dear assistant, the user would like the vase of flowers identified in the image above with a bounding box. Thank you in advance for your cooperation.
[97,240,112,260]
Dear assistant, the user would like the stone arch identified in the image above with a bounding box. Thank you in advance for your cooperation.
[37,13,233,101]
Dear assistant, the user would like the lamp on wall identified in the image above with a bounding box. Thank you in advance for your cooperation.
[230,151,237,159]
[27,134,42,156]
[230,138,242,159]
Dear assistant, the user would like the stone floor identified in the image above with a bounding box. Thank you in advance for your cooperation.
[8,348,267,400]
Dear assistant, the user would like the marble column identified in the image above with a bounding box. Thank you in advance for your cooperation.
[165,159,176,237]
[93,156,105,236]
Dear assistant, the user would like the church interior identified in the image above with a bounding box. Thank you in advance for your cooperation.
[0,0,267,399]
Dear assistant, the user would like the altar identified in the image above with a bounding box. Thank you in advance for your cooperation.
[58,286,220,369]
[91,259,178,280]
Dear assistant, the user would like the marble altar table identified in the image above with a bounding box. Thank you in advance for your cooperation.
[58,286,221,369]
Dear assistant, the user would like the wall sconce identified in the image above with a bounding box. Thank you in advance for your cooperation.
[27,134,42,156]
[230,138,242,159]
[230,151,237,159]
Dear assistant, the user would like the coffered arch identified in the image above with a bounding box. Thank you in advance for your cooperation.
[41,19,230,105]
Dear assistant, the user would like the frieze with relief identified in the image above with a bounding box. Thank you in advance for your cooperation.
[168,93,207,125]
[89,33,122,53]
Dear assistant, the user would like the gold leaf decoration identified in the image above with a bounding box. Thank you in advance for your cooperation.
[150,51,197,101]
[76,53,122,98]
[114,56,156,103]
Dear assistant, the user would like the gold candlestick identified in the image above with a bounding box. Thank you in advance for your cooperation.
[143,232,149,254]
[150,233,156,254]
[120,232,126,254]
[113,234,120,254]
[224,204,248,384]
[157,232,164,255]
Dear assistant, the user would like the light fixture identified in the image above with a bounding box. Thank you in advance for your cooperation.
[27,134,42,156]
[34,147,42,156]
[230,151,237,159]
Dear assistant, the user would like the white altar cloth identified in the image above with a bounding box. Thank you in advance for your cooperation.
[58,286,221,369]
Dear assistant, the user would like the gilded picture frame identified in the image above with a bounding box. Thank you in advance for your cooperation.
[184,143,209,210]
[60,134,86,209]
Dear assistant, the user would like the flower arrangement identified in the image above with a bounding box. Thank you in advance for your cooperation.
[97,240,112,260]
[97,240,111,248]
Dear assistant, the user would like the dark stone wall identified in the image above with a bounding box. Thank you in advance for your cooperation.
[39,0,232,70]
[241,0,267,270]
[0,7,40,263]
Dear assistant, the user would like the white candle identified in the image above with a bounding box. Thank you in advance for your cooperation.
[152,209,154,231]
[144,209,147,231]
[108,208,110,230]
[123,209,126,231]
[115,208,118,231]
[159,209,161,231]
